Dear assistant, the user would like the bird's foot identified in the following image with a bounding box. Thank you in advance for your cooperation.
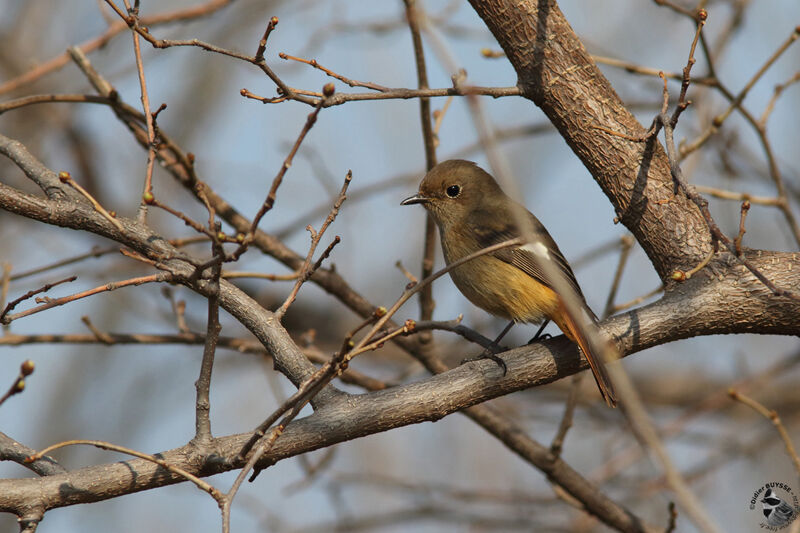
[526,332,551,344]
[461,345,508,376]
[527,319,552,344]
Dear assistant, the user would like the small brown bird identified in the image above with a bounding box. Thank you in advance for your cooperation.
[402,160,617,406]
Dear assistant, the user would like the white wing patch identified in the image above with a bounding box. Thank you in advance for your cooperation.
[521,242,550,259]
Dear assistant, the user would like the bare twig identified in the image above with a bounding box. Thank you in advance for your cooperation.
[404,0,438,331]
[276,170,351,317]
[244,84,521,107]
[0,0,234,96]
[279,53,390,92]
[0,360,35,408]
[193,237,223,444]
[108,0,159,222]
[728,389,800,477]
[81,316,114,344]
[759,71,800,127]
[254,16,279,63]
[0,264,10,328]
[693,185,782,206]
[1,276,77,324]
[550,375,580,457]
[230,86,333,261]
[26,439,222,500]
[734,200,750,256]
[58,171,124,232]
[0,94,114,115]
[609,285,664,314]
[613,365,722,533]
[602,234,635,318]
[395,260,419,284]
[681,26,800,157]
[598,71,799,299]
[1,273,172,324]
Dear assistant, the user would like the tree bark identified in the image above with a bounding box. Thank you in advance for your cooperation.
[468,0,712,278]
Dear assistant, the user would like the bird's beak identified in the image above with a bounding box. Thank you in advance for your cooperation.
[401,193,429,206]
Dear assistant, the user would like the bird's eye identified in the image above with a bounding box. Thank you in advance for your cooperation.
[446,184,461,198]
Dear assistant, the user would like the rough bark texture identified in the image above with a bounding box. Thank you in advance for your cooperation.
[468,0,712,279]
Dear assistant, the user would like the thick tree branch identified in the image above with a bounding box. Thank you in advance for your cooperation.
[467,0,711,279]
[2,254,798,520]
[0,166,797,521]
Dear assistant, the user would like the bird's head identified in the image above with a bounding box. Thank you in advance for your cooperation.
[401,159,504,228]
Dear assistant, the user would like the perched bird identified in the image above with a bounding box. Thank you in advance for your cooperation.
[761,489,797,528]
[402,160,617,406]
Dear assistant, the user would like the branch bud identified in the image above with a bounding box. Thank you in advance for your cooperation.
[20,360,35,376]
[671,270,687,282]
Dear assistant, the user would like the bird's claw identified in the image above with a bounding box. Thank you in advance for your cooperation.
[461,347,508,376]
[527,332,551,344]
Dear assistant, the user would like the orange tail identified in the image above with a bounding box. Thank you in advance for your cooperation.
[552,300,617,407]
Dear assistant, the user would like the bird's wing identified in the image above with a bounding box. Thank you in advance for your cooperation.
[469,211,586,303]
[469,207,616,407]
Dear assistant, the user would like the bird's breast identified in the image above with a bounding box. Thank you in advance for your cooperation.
[441,231,558,323]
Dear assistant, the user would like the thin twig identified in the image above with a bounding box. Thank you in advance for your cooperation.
[550,375,580,457]
[2,273,172,324]
[591,55,716,87]
[0,94,115,115]
[395,260,419,284]
[759,71,800,127]
[221,271,299,281]
[602,235,634,318]
[254,16,279,63]
[25,439,222,500]
[404,0,438,331]
[58,171,124,231]
[682,246,716,281]
[230,87,332,261]
[243,84,521,107]
[609,285,664,314]
[0,0,234,96]
[0,263,10,327]
[193,236,223,444]
[110,0,158,222]
[150,198,218,239]
[734,200,750,256]
[81,316,114,344]
[276,170,351,317]
[0,276,77,323]
[681,27,800,157]
[693,185,781,206]
[0,360,35,408]
[279,53,390,92]
[161,287,190,333]
[236,238,522,476]
[728,389,800,477]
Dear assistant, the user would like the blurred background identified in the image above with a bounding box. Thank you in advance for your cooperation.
[1,0,799,531]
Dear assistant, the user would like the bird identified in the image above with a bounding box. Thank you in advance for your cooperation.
[401,159,617,407]
[761,489,797,528]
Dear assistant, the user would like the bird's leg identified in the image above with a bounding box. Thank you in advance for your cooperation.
[527,319,551,344]
[461,320,515,375]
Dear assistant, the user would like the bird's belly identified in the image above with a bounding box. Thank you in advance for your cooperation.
[447,255,558,324]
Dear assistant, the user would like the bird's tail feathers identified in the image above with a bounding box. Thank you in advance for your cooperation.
[556,299,618,407]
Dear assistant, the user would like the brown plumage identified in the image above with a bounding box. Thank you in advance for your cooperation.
[402,160,617,407]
